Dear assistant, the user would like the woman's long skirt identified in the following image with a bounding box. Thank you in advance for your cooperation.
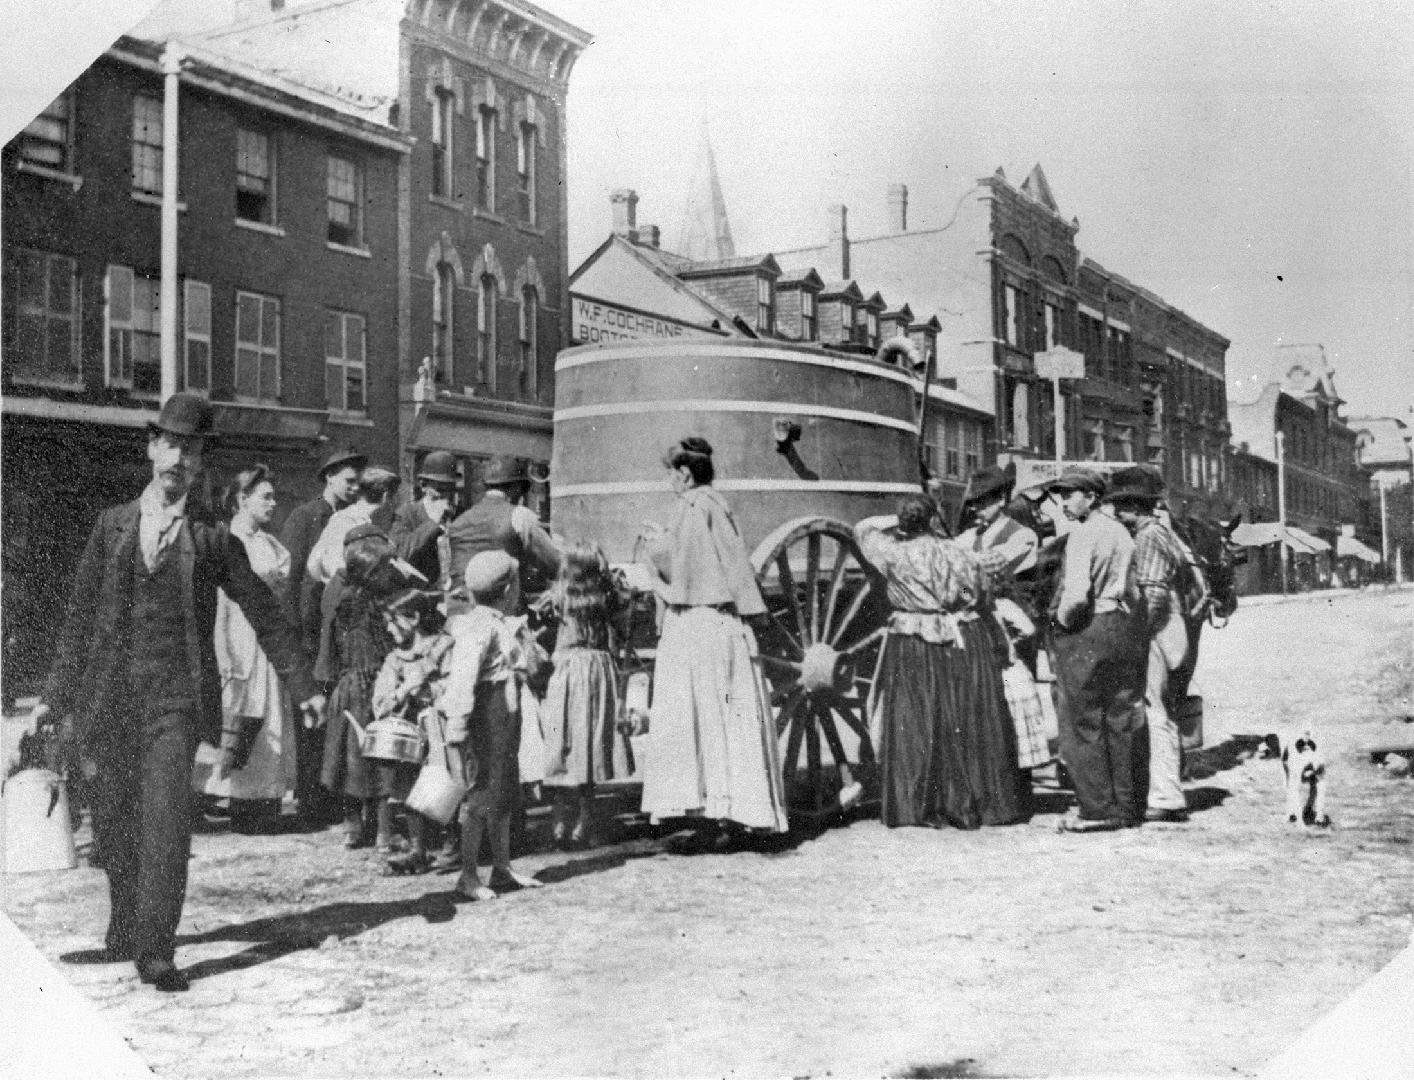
[873,621,1027,829]
[640,607,788,833]
[319,667,377,800]
[541,647,632,787]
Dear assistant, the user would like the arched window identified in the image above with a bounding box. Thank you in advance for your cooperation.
[433,262,455,384]
[478,272,497,390]
[519,285,538,397]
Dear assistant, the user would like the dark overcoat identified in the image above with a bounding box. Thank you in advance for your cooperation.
[44,499,317,750]
[278,495,334,653]
[388,500,443,585]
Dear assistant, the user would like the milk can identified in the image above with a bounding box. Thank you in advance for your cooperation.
[2,767,78,873]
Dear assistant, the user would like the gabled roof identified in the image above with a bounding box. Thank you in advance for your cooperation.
[882,303,915,323]
[818,280,864,301]
[1021,163,1059,213]
[677,253,781,277]
[569,233,741,332]
[909,315,943,332]
[859,290,886,311]
[1274,344,1343,407]
[777,267,825,289]
[1349,416,1412,468]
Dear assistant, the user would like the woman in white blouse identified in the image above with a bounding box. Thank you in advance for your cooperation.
[195,465,297,833]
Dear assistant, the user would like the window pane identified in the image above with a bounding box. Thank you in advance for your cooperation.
[14,313,44,375]
[347,315,365,360]
[18,251,47,309]
[347,367,365,413]
[261,299,279,348]
[235,347,258,396]
[326,362,343,410]
[325,310,343,358]
[237,294,259,345]
[186,340,210,391]
[259,351,278,397]
[184,281,210,334]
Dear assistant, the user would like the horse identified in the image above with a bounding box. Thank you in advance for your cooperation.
[1167,511,1242,707]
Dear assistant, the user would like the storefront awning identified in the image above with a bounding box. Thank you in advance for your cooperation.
[1336,535,1382,564]
[1230,522,1331,555]
[1284,526,1331,554]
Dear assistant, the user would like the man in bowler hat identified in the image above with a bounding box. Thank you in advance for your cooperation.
[33,393,325,990]
[446,455,561,595]
[390,450,462,589]
[280,444,365,821]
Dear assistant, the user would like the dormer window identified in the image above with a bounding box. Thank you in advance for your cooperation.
[756,277,773,333]
[800,290,816,341]
[838,301,852,340]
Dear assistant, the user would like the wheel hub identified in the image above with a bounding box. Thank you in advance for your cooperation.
[799,642,841,693]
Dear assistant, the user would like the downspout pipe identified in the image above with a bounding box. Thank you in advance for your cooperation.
[159,42,184,403]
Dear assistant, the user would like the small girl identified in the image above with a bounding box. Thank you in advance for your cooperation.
[369,587,455,875]
[318,527,405,849]
[539,541,630,849]
[444,551,542,901]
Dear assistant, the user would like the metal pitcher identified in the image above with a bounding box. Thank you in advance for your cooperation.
[2,768,78,873]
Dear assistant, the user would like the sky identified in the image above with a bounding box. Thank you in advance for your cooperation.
[5,0,1412,420]
[548,0,1414,420]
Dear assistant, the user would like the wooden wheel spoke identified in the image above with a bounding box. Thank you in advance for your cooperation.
[761,654,803,675]
[838,625,886,657]
[821,543,850,639]
[827,582,874,648]
[765,609,804,658]
[781,692,808,764]
[817,704,852,769]
[823,697,876,766]
[805,533,822,642]
[775,551,811,646]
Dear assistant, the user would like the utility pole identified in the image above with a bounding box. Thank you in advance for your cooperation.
[159,42,184,403]
[1379,478,1389,582]
[1276,428,1289,595]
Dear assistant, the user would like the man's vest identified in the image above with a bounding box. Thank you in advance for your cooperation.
[126,536,197,718]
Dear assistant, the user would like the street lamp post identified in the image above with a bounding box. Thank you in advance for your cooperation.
[159,42,183,404]
[1276,428,1289,595]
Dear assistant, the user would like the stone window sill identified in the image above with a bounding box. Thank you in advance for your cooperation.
[429,194,464,212]
[132,190,187,211]
[235,219,286,238]
[7,375,85,391]
[327,412,373,427]
[326,241,372,259]
[16,160,83,191]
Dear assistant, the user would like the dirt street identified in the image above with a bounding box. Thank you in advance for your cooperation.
[4,587,1413,1078]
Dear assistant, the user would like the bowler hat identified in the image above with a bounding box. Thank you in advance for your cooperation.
[417,450,460,486]
[148,392,214,440]
[962,465,1012,508]
[320,446,368,478]
[344,522,388,547]
[479,455,525,488]
[1107,466,1164,505]
[463,550,518,599]
[1048,465,1107,497]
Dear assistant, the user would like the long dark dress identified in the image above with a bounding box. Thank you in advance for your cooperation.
[856,518,1026,830]
[319,574,394,800]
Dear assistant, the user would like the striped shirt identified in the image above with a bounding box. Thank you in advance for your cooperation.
[1132,516,1189,627]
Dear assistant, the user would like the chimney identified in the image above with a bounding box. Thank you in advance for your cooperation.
[638,224,660,249]
[611,189,639,241]
[827,203,850,279]
[887,183,908,232]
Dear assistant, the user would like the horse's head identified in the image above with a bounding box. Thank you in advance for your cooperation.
[1173,512,1241,622]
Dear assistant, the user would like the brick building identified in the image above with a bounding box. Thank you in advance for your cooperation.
[2,34,408,693]
[1227,345,1376,589]
[774,165,1234,520]
[172,0,590,510]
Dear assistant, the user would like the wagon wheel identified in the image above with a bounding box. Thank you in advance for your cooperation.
[750,516,889,818]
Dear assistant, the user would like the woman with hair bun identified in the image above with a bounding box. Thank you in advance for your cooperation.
[855,493,1026,830]
[638,436,788,849]
[196,465,296,833]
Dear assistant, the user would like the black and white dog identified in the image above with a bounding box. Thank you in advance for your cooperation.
[1266,730,1331,828]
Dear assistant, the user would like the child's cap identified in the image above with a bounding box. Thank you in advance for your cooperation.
[464,550,518,600]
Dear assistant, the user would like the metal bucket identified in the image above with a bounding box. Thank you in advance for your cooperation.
[361,717,426,764]
[2,768,78,873]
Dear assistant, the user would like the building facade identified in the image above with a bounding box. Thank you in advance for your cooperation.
[180,0,590,511]
[1350,415,1413,580]
[2,35,408,693]
[774,166,1234,519]
[1227,346,1376,590]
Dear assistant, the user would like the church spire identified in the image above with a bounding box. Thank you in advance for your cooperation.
[677,123,735,261]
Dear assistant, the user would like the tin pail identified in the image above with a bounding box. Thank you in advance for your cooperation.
[2,768,78,873]
[361,717,426,764]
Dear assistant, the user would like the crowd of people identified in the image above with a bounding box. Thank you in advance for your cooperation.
[33,391,1211,992]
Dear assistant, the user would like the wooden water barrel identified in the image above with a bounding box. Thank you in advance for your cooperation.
[551,338,922,561]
